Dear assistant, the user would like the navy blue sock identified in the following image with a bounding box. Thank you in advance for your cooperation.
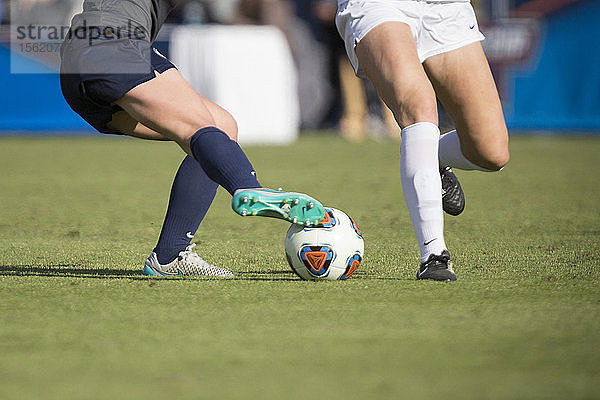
[153,156,218,265]
[189,127,261,195]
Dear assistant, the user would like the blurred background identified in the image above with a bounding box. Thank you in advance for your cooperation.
[0,0,598,142]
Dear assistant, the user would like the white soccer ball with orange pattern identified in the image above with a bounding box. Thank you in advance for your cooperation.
[284,208,364,281]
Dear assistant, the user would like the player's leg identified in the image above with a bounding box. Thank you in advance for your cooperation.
[107,110,169,140]
[106,104,233,276]
[355,23,438,128]
[107,94,238,142]
[339,56,368,141]
[424,42,510,172]
[356,22,454,280]
[112,68,238,149]
[142,154,234,277]
[114,68,325,226]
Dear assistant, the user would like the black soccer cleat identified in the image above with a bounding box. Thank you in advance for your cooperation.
[440,166,465,216]
[416,250,457,281]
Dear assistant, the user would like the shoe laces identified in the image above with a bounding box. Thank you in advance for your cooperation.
[434,252,450,264]
[424,252,451,268]
[178,243,201,262]
[175,244,233,276]
[434,253,454,273]
[178,243,213,269]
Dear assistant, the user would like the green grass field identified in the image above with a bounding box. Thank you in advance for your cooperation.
[0,134,599,399]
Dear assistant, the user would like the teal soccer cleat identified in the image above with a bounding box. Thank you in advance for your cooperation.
[232,188,326,227]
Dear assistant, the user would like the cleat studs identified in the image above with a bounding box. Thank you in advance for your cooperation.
[307,202,314,209]
[241,210,247,216]
[293,217,298,224]
[305,221,311,226]
[293,199,300,205]
[281,204,292,216]
[242,196,249,203]
[252,198,258,203]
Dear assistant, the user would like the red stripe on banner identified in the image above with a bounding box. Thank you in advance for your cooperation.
[514,0,582,17]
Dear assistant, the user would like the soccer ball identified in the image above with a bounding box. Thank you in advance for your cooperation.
[285,208,364,281]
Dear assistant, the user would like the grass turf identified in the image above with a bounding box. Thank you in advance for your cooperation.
[0,134,598,399]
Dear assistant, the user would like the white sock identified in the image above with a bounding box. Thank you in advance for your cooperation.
[438,130,495,171]
[400,122,447,263]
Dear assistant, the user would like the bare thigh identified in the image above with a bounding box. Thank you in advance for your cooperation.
[107,110,169,140]
[111,69,238,154]
[423,42,509,170]
[355,22,438,128]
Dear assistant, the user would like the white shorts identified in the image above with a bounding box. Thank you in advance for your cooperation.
[336,0,485,76]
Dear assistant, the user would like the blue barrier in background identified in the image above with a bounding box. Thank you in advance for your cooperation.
[504,0,600,131]
[0,0,598,135]
[0,44,93,133]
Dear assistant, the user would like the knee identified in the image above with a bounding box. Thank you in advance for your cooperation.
[179,113,238,142]
[379,78,438,128]
[480,147,510,171]
[490,145,510,170]
[463,136,510,171]
[388,94,438,129]
[209,106,238,142]
[221,114,238,142]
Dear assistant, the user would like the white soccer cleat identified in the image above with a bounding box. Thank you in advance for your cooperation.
[142,244,234,277]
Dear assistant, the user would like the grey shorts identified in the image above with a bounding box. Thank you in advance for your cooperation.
[60,34,175,134]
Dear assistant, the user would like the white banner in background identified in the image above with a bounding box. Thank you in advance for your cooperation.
[170,25,300,145]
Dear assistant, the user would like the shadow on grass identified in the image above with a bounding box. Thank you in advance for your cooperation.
[237,270,406,281]
[0,264,309,281]
[235,270,300,282]
[0,264,143,280]
[0,265,401,281]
